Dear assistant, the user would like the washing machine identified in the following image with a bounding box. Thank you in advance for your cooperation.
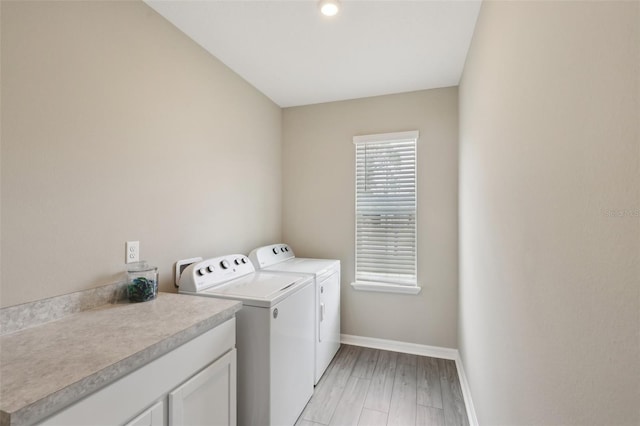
[178,254,314,426]
[249,244,340,384]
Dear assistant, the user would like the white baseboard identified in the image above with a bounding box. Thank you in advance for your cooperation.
[340,334,478,426]
[453,353,479,426]
[341,333,458,359]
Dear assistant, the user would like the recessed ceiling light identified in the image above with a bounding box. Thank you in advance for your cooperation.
[319,0,340,17]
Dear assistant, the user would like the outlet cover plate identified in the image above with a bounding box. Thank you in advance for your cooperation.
[126,241,140,264]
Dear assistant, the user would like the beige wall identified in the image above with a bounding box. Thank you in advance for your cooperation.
[0,1,282,307]
[283,88,459,348]
[459,1,639,424]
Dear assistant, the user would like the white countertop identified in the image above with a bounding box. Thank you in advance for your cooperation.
[0,292,241,426]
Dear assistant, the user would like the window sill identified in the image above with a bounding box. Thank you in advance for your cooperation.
[350,281,422,295]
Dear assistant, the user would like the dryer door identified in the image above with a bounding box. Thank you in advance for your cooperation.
[316,269,341,384]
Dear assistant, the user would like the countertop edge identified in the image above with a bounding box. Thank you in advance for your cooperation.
[3,300,242,426]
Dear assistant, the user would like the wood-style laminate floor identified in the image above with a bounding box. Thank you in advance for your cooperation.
[296,344,469,426]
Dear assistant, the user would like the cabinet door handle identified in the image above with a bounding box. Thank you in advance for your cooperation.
[320,303,325,321]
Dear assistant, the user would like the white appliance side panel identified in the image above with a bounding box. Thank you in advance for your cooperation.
[316,270,341,384]
[270,283,315,426]
[235,306,270,426]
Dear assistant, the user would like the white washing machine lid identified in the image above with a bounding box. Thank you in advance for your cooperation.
[198,271,312,308]
[262,258,339,276]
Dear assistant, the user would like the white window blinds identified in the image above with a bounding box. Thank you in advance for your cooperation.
[353,131,418,291]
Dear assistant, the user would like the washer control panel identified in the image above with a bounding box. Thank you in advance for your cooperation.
[178,254,254,292]
[248,243,295,269]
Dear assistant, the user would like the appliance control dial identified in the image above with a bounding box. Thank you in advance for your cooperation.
[207,265,215,273]
[234,258,241,265]
[220,260,230,269]
[241,257,248,264]
[272,247,279,255]
[198,267,207,276]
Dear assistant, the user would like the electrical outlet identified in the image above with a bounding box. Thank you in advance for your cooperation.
[125,241,140,264]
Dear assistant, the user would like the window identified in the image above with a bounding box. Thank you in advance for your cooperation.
[352,130,420,295]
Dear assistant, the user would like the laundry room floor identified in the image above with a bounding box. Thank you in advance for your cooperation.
[296,344,469,426]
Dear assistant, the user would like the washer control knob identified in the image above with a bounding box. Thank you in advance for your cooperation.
[280,247,286,252]
[241,257,248,264]
[197,268,207,276]
[220,260,230,269]
[207,265,215,273]
[272,248,279,255]
[284,247,289,252]
[234,258,241,265]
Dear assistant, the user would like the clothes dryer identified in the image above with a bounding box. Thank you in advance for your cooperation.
[249,244,340,384]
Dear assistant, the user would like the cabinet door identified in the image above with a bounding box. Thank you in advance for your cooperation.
[169,349,237,426]
[125,400,165,426]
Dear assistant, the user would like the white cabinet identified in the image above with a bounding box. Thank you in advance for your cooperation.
[125,400,165,426]
[126,350,236,426]
[37,319,236,426]
[169,349,236,426]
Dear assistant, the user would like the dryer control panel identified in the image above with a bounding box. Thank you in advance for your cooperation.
[249,243,295,269]
[178,254,254,292]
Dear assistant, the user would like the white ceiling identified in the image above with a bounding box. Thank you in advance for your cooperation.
[144,0,482,107]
